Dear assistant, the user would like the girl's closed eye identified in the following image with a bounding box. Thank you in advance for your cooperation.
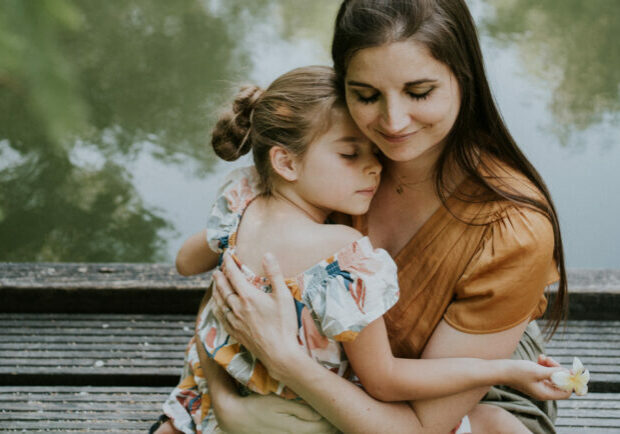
[340,152,359,159]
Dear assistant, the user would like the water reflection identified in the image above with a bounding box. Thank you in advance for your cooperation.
[3,0,615,264]
[482,0,620,135]
[0,0,339,262]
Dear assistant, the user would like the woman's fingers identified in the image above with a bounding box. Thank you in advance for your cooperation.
[262,253,289,299]
[222,253,253,300]
[213,270,241,316]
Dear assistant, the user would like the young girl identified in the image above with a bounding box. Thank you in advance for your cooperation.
[153,66,571,434]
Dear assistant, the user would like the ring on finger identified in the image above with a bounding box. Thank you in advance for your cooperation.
[225,292,236,304]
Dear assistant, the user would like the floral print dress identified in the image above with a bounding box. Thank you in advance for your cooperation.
[162,167,400,434]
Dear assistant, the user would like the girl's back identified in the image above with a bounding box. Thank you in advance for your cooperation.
[235,196,363,278]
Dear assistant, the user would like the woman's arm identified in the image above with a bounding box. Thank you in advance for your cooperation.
[343,316,568,402]
[214,253,569,433]
[175,229,219,276]
[201,354,337,434]
[212,253,444,433]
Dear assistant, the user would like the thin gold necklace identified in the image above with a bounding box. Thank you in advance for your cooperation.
[388,169,432,194]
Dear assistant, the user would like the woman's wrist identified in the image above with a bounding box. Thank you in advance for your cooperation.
[266,345,310,383]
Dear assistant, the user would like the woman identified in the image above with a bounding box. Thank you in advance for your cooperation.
[202,0,568,432]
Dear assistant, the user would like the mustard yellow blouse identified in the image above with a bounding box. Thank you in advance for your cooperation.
[353,161,559,359]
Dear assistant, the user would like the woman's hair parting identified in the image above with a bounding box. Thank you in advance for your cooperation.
[332,0,568,335]
[211,65,343,194]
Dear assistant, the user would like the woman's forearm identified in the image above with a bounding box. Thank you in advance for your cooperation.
[200,353,242,425]
[273,350,439,434]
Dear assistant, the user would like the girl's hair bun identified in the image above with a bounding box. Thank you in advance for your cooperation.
[211,85,263,161]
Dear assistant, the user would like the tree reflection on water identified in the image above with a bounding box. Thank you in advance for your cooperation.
[0,0,338,262]
[483,0,620,135]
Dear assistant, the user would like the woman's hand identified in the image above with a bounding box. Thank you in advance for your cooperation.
[505,358,572,401]
[212,252,304,380]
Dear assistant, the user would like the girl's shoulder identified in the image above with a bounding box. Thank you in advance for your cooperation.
[206,166,260,253]
[298,230,399,341]
[314,223,365,256]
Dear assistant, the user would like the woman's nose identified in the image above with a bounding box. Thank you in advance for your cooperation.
[381,98,410,133]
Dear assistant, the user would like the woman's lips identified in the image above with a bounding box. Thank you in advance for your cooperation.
[377,129,421,143]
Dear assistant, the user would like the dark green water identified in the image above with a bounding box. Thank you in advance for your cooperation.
[1,0,618,267]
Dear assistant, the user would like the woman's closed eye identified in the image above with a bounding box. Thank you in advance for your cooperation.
[354,91,379,104]
[354,87,434,104]
[407,87,434,101]
[340,152,359,159]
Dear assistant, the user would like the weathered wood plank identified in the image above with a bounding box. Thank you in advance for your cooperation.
[0,387,618,432]
[0,313,617,390]
[3,264,619,317]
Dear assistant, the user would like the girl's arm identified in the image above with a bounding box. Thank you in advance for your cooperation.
[343,316,569,402]
[175,229,219,276]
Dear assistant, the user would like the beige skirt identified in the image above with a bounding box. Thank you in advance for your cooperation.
[481,321,557,434]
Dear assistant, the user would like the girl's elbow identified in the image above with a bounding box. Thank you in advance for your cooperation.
[175,256,192,276]
[360,377,394,402]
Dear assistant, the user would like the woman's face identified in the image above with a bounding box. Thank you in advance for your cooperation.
[345,40,461,163]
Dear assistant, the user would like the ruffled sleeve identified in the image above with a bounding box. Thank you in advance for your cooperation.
[444,206,559,334]
[206,166,260,253]
[301,237,400,342]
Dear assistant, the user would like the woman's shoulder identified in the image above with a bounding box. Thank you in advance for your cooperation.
[453,154,552,224]
[478,154,548,204]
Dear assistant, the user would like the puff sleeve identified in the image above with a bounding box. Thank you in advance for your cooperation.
[205,166,260,253]
[444,206,559,334]
[301,237,400,342]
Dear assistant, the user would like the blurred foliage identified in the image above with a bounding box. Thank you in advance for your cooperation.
[483,0,620,132]
[0,0,339,262]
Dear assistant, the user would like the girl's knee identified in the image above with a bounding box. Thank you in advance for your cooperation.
[468,404,530,434]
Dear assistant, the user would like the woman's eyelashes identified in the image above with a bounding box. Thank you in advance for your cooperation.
[353,87,434,104]
[355,92,379,104]
[407,87,433,100]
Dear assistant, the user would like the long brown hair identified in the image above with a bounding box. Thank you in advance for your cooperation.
[332,0,567,336]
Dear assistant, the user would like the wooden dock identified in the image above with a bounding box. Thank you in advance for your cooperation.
[1,263,619,433]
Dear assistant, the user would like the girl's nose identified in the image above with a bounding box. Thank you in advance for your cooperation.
[366,154,382,176]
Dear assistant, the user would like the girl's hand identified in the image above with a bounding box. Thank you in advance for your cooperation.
[506,359,573,401]
[212,252,303,379]
[538,353,561,368]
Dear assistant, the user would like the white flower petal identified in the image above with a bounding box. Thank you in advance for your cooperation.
[581,369,590,384]
[572,357,584,374]
[551,370,573,391]
[574,382,588,396]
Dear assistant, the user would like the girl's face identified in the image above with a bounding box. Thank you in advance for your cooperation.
[295,108,382,216]
[344,40,461,164]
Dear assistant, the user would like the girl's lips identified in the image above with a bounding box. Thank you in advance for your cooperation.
[356,187,376,196]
